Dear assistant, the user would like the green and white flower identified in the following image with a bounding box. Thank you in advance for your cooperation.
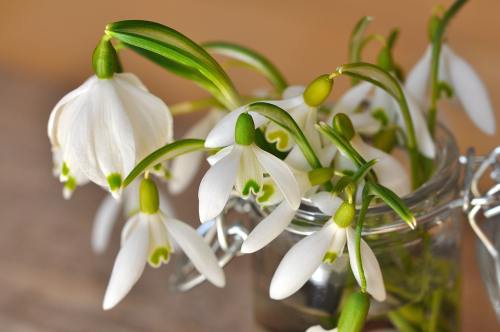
[330,82,435,159]
[47,72,173,198]
[91,179,175,254]
[406,44,496,134]
[199,113,301,223]
[103,178,224,310]
[270,192,385,302]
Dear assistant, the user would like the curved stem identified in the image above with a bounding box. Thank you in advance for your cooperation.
[355,189,373,292]
[427,0,468,136]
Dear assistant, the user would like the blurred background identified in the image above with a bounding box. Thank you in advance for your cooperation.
[0,0,499,331]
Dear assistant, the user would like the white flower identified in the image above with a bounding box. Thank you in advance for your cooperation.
[168,109,225,194]
[91,180,176,254]
[406,44,496,135]
[331,82,435,159]
[198,113,301,223]
[103,179,224,310]
[48,73,173,198]
[269,192,385,302]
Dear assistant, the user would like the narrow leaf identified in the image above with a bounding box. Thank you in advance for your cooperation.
[123,139,209,187]
[368,182,416,229]
[203,41,288,93]
[349,16,373,64]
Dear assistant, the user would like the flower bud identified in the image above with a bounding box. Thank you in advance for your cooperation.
[333,113,355,141]
[303,74,333,107]
[92,36,119,79]
[235,113,255,145]
[338,291,370,332]
[308,167,334,186]
[334,202,355,228]
[140,178,160,214]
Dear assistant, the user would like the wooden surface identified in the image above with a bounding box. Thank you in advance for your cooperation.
[0,0,499,330]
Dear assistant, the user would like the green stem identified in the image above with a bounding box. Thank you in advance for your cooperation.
[427,0,468,136]
[428,289,444,332]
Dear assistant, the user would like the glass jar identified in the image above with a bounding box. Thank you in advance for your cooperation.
[251,125,462,332]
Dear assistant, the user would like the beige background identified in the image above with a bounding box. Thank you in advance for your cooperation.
[0,0,499,331]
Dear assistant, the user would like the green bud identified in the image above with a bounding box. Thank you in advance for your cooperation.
[92,36,119,79]
[373,127,397,153]
[333,113,355,141]
[235,113,255,145]
[338,292,370,332]
[308,167,334,186]
[334,202,356,228]
[107,173,122,193]
[428,15,441,41]
[303,74,333,107]
[140,178,159,214]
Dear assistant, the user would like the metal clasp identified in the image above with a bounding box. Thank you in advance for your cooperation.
[462,147,500,263]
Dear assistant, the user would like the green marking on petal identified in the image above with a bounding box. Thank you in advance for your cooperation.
[323,251,338,264]
[242,179,260,197]
[148,246,170,268]
[266,130,290,151]
[64,176,77,191]
[107,173,122,192]
[371,108,389,126]
[61,162,70,177]
[256,183,275,204]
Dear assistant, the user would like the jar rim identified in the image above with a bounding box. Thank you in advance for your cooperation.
[285,124,461,235]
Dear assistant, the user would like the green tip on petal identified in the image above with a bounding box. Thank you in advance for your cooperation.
[61,162,70,177]
[148,246,171,268]
[334,202,356,228]
[323,251,338,264]
[235,113,255,145]
[303,74,333,107]
[140,178,160,214]
[308,167,334,186]
[333,113,355,141]
[107,173,122,193]
[337,291,370,332]
[92,36,119,79]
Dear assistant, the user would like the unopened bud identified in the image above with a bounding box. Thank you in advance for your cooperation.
[333,113,355,141]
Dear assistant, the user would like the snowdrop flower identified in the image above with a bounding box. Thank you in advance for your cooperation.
[168,109,225,194]
[48,39,173,198]
[199,113,301,223]
[306,326,337,332]
[406,44,495,134]
[103,178,224,310]
[91,179,175,254]
[331,82,435,159]
[240,167,333,254]
[270,192,385,302]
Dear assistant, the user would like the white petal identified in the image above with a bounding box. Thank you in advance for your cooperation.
[402,91,436,158]
[253,146,301,209]
[284,145,311,172]
[444,45,496,135]
[241,201,297,253]
[270,223,335,300]
[351,136,411,196]
[310,192,343,216]
[166,217,225,287]
[331,82,372,116]
[282,85,305,99]
[198,147,241,222]
[102,216,149,310]
[235,146,264,196]
[405,45,432,109]
[158,190,176,218]
[91,195,122,254]
[205,106,267,148]
[349,112,382,136]
[346,227,386,302]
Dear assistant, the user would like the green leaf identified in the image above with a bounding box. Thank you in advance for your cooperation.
[247,102,322,169]
[349,16,373,64]
[367,182,416,229]
[203,41,288,93]
[332,159,377,195]
[123,139,209,187]
[105,20,240,109]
